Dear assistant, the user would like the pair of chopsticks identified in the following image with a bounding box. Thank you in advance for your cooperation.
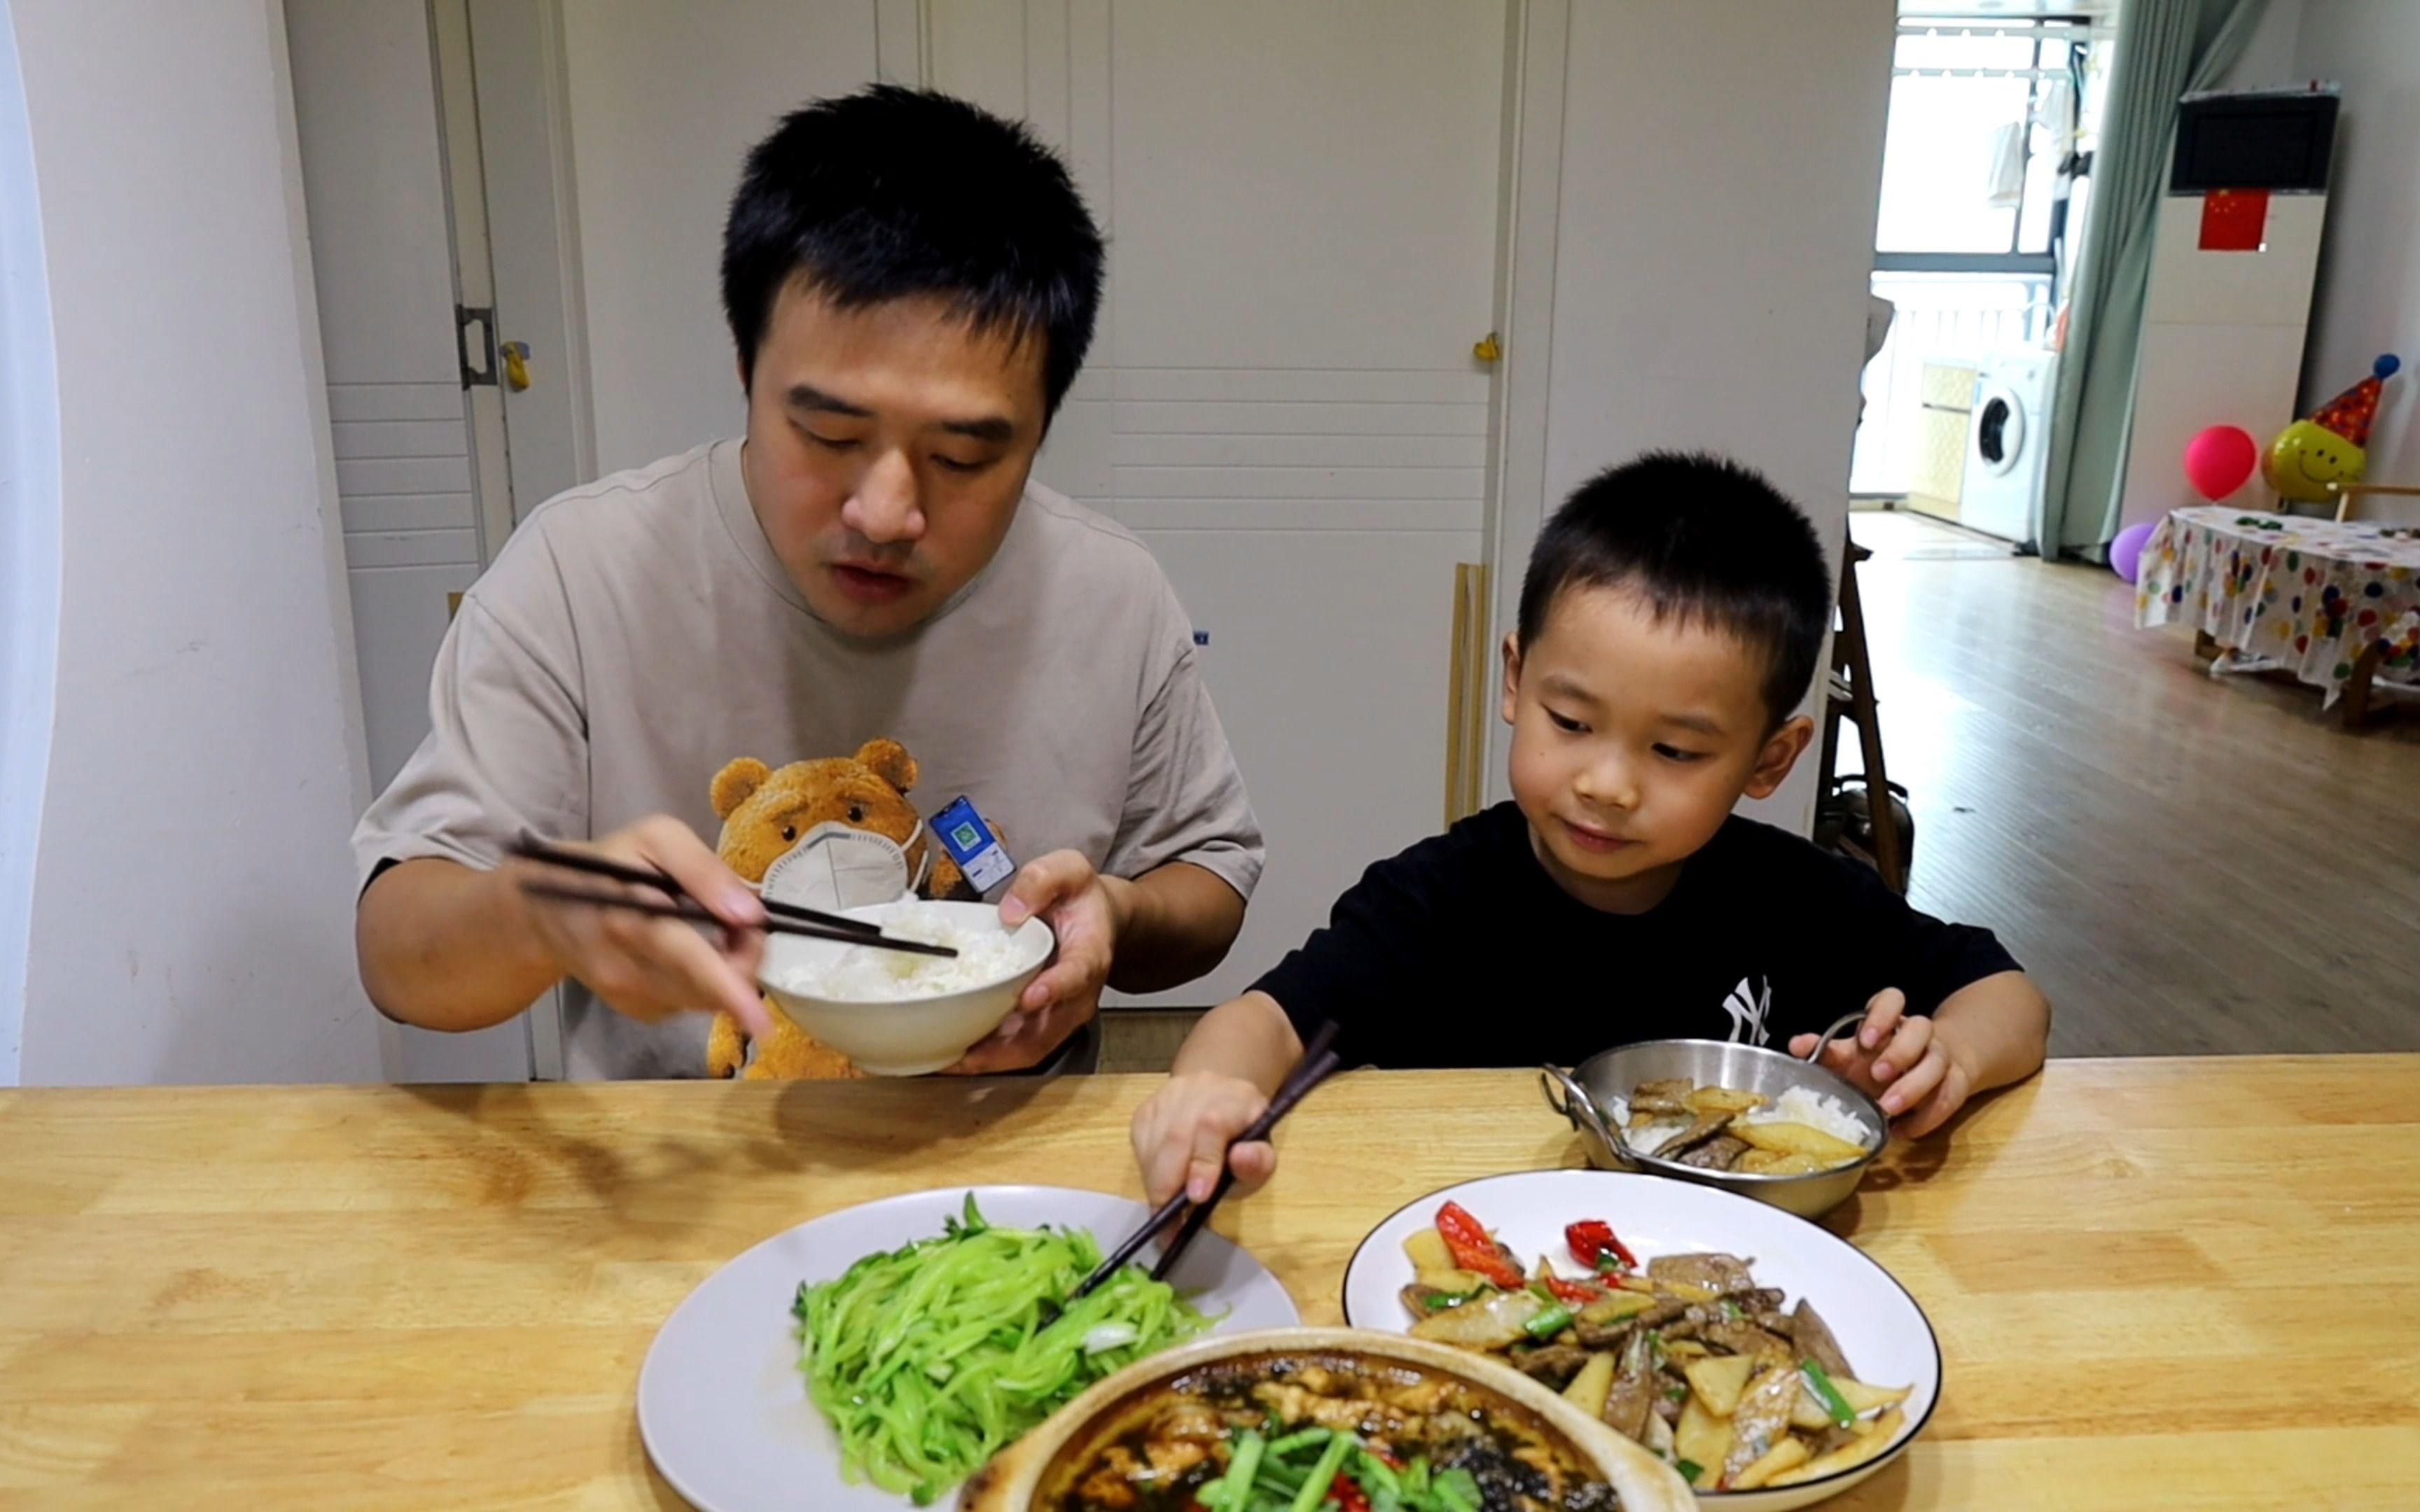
[507,834,958,959]
[1072,1020,1343,1300]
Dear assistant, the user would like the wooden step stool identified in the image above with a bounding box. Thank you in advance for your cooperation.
[1815,540,1908,893]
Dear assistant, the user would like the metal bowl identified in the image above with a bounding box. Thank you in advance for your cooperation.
[1539,1014,1886,1220]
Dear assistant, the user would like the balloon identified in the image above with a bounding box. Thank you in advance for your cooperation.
[2262,419,2365,505]
[2183,425,2258,500]
[2110,522,2155,584]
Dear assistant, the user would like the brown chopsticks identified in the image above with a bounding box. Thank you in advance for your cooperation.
[508,834,954,958]
[1072,1020,1343,1300]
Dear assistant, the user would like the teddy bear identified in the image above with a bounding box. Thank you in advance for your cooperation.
[703,737,978,1079]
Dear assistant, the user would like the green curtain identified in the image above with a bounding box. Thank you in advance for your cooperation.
[2036,0,2268,558]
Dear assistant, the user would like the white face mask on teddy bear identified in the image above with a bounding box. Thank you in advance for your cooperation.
[754,819,933,914]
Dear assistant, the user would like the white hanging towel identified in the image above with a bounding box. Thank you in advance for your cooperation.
[1984,120,2026,206]
[2036,76,2076,154]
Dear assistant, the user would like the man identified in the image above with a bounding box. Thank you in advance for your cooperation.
[353,85,1261,1077]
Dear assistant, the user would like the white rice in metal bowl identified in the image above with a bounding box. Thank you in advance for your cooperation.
[770,901,1038,1002]
[1611,1084,1877,1158]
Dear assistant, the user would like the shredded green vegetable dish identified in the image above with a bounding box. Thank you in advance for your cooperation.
[793,1194,1212,1506]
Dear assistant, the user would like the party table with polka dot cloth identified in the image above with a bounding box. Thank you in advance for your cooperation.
[2136,506,2420,707]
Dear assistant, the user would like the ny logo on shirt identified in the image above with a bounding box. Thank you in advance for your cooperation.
[1720,976,1773,1046]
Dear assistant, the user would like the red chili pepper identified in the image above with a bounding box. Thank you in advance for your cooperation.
[1566,1219,1639,1273]
[1541,1275,1603,1305]
[1331,1476,1372,1512]
[1368,1446,1404,1470]
[1435,1203,1524,1289]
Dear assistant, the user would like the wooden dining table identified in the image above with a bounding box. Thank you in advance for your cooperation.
[2,1054,2414,1510]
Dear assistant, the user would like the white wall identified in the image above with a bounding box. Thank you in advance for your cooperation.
[0,0,60,1086]
[1496,0,1896,832]
[556,2,890,474]
[2221,0,2304,90]
[11,0,382,1084]
[2291,0,2420,522]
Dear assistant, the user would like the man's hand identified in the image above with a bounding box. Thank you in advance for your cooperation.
[510,816,772,1037]
[942,849,1124,1074]
[1788,988,1970,1138]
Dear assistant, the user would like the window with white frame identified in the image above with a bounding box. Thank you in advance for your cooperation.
[1854,15,2113,497]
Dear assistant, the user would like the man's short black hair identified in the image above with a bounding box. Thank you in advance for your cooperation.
[721,85,1105,419]
[1515,452,1833,726]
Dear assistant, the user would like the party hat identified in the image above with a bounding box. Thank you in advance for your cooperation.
[2310,353,2400,447]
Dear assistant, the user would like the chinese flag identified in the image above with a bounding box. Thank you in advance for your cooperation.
[2199,189,2269,251]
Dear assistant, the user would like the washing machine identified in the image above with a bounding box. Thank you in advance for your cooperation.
[1961,349,2059,542]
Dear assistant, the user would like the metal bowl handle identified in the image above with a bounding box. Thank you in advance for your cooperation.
[1800,1011,1868,1064]
[1539,1065,1618,1149]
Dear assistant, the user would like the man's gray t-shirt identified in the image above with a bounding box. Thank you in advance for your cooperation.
[352,440,1263,1077]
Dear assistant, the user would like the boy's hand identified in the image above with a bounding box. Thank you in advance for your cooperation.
[1788,988,1970,1139]
[1132,1072,1277,1206]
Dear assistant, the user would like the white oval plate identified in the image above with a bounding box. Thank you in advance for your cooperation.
[1342,1170,1940,1512]
[639,1184,1302,1512]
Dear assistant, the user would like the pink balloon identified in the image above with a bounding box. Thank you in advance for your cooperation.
[2183,425,2259,500]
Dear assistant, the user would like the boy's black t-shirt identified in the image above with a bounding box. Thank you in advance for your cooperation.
[1253,802,2020,1070]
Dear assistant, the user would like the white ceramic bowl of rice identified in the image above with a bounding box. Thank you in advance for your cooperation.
[756,899,1055,1076]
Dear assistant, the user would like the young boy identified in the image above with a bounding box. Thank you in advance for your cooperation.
[1133,453,2050,1206]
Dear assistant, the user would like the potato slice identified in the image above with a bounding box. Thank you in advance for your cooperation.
[1739,1149,1830,1176]
[1415,1266,1484,1294]
[1729,1436,1812,1490]
[1652,1279,1720,1305]
[1662,1338,1710,1359]
[1683,1085,1768,1114]
[1734,1119,1868,1164]
[1672,1396,1733,1483]
[1404,1228,1454,1273]
[1642,1406,1678,1462]
[1682,1354,1757,1417]
[1561,1351,1616,1418]
[1769,1408,1906,1485]
[1790,1384,1836,1432]
[1834,1376,1912,1414]
[1578,1291,1656,1326]
[1407,1287,1541,1350]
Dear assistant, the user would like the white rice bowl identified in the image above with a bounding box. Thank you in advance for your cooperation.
[770,899,1037,1002]
[1612,1084,1877,1160]
[755,899,1055,1076]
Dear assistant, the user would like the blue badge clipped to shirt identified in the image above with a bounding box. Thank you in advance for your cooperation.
[932,795,1017,895]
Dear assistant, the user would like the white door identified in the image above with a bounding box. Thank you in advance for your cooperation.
[930,0,1508,1005]
[288,0,541,1082]
[481,0,913,475]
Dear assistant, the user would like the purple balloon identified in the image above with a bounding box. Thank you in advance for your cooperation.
[2109,522,2155,584]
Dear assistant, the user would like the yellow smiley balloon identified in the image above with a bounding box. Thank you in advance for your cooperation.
[2262,419,2367,505]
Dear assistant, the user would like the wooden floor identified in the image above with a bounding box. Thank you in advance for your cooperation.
[1848,507,2420,1056]
[1099,508,2420,1072]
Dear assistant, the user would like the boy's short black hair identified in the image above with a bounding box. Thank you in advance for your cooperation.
[1516,452,1833,726]
[721,85,1105,419]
